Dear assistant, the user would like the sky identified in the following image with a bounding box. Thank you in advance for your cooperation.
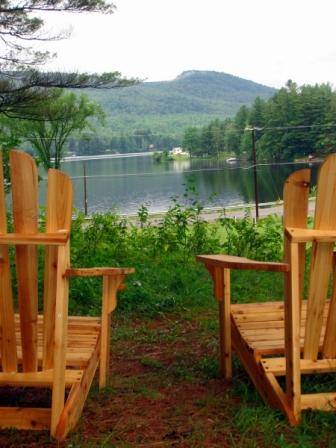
[41,0,336,88]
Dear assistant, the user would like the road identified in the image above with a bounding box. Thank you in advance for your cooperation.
[200,199,315,222]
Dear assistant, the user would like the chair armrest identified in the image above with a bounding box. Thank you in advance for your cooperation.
[196,254,289,272]
[64,267,135,277]
[65,267,134,312]
[0,231,69,246]
[285,227,336,243]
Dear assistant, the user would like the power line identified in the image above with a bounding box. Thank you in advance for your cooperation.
[40,160,318,181]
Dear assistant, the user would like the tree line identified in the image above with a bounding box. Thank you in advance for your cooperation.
[182,81,336,160]
[68,130,180,155]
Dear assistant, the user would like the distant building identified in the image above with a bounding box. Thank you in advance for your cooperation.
[170,147,189,156]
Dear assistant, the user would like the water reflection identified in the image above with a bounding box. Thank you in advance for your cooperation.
[41,155,319,214]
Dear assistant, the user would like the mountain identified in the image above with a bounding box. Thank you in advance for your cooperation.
[86,70,276,136]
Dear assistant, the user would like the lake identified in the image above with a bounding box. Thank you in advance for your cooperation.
[47,154,318,215]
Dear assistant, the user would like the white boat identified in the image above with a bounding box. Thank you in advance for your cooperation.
[226,157,238,163]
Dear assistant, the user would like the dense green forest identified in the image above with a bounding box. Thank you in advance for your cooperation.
[67,129,180,155]
[71,70,274,154]
[182,81,336,160]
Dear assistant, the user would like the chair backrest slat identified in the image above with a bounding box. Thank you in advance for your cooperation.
[303,154,336,360]
[283,169,310,301]
[0,153,17,372]
[323,260,336,357]
[10,150,39,372]
[43,169,73,370]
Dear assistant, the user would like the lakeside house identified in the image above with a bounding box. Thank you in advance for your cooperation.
[170,147,189,157]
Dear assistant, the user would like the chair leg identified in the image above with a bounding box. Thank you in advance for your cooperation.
[99,311,111,389]
[216,268,232,380]
[218,299,232,379]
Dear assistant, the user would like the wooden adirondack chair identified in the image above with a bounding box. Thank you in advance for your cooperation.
[0,150,134,440]
[198,153,336,425]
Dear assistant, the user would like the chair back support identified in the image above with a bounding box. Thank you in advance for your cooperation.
[43,169,73,369]
[304,155,336,360]
[283,168,310,301]
[283,155,336,362]
[0,150,73,373]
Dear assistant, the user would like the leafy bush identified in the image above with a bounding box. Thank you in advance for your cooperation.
[66,189,285,316]
[219,214,283,261]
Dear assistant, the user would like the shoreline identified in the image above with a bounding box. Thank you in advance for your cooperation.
[81,197,316,223]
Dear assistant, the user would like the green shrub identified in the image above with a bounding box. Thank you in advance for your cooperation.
[65,191,285,316]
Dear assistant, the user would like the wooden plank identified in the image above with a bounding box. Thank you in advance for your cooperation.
[304,154,336,360]
[234,311,285,322]
[10,150,39,372]
[0,369,82,387]
[283,168,310,310]
[196,254,289,272]
[50,244,70,436]
[323,258,336,357]
[100,276,113,388]
[215,268,232,380]
[12,351,92,368]
[65,267,134,277]
[301,393,336,411]
[233,303,329,324]
[262,358,336,376]
[285,228,336,243]
[232,319,297,424]
[0,407,51,430]
[55,337,100,440]
[240,322,327,338]
[264,372,297,426]
[231,301,285,310]
[0,152,17,372]
[284,242,301,422]
[43,169,73,370]
[0,232,68,245]
[99,274,124,388]
[240,321,324,336]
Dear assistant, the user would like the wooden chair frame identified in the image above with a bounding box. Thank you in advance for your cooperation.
[0,150,134,440]
[198,154,336,425]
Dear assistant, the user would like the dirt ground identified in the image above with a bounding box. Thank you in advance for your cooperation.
[0,313,333,447]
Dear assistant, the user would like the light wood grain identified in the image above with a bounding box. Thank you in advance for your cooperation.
[301,393,336,411]
[0,152,17,372]
[65,267,135,277]
[55,338,100,440]
[0,369,82,387]
[51,244,69,436]
[285,228,336,243]
[304,154,336,360]
[323,260,336,357]
[285,242,301,422]
[0,232,68,245]
[0,408,51,430]
[99,274,124,388]
[283,168,310,307]
[215,267,232,379]
[43,169,73,370]
[197,254,289,272]
[10,150,39,372]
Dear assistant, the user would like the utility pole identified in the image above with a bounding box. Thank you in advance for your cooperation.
[83,162,88,216]
[251,128,259,220]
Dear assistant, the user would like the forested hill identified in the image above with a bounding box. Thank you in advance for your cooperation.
[69,71,275,155]
[88,70,274,116]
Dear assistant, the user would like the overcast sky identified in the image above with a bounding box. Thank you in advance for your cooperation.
[42,0,336,88]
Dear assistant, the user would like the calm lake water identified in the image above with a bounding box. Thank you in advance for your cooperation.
[44,154,319,215]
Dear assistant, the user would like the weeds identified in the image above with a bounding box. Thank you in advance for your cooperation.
[67,187,285,316]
